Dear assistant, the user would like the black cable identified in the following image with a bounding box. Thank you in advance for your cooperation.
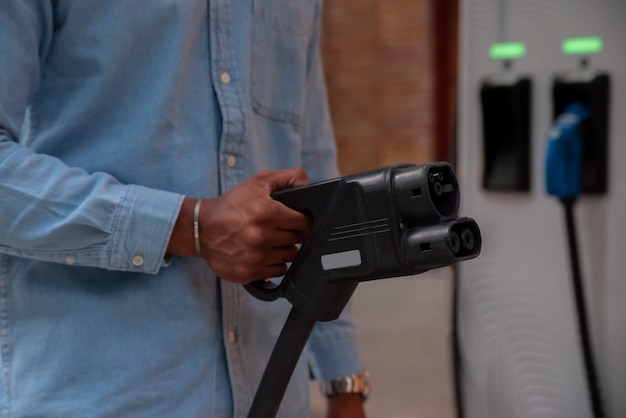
[562,198,604,418]
[247,307,317,418]
[451,265,465,418]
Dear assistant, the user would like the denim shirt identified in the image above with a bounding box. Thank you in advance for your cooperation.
[0,1,362,417]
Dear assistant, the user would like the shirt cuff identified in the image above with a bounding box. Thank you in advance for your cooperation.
[107,184,185,274]
[307,308,363,381]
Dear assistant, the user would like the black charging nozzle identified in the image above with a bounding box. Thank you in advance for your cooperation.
[245,162,481,417]
[246,162,481,320]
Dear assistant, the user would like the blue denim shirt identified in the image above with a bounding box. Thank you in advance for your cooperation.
[0,1,362,417]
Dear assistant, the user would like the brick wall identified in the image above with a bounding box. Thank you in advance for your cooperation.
[321,0,435,175]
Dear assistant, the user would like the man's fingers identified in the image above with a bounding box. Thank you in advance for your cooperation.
[258,167,310,191]
[264,245,300,266]
[220,264,289,284]
[264,228,308,247]
[270,203,311,232]
[259,264,290,282]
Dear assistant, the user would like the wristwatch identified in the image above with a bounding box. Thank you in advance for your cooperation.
[320,372,370,401]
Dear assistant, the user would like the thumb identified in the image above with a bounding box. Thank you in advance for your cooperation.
[259,168,310,192]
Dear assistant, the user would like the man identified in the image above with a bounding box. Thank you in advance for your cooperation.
[0,1,367,417]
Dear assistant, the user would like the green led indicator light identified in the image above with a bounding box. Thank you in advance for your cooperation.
[562,37,604,55]
[489,43,527,60]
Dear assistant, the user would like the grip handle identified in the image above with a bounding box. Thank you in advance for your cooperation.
[244,279,284,302]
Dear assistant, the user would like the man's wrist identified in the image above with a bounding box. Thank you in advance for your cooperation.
[325,393,366,418]
[166,197,199,257]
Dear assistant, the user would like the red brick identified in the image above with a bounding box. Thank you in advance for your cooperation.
[322,0,435,175]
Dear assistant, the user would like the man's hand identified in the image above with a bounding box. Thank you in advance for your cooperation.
[326,394,367,418]
[199,168,311,283]
[167,168,311,283]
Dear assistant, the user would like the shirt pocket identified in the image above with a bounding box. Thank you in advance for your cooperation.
[250,0,317,126]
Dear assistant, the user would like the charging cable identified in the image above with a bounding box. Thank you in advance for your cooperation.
[545,103,604,418]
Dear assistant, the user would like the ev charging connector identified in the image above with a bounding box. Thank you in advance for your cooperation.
[545,103,605,418]
[546,102,589,199]
[245,162,481,417]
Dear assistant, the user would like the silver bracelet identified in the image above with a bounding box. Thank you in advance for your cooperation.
[193,199,203,257]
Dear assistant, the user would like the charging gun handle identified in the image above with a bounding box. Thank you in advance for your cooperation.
[246,179,349,417]
[244,179,342,302]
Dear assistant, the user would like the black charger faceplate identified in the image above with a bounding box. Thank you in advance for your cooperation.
[480,76,532,191]
[553,71,610,194]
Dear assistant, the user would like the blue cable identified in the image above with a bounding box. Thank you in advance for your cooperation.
[545,103,604,418]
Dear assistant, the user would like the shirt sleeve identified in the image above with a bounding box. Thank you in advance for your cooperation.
[0,2,184,274]
[298,1,340,183]
[300,1,364,380]
[307,306,364,381]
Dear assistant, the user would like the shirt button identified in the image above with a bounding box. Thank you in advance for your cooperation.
[65,256,76,265]
[227,331,236,344]
[132,253,144,267]
[226,155,236,168]
[220,72,231,84]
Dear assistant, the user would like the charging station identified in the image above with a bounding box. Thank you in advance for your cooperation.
[457,1,625,417]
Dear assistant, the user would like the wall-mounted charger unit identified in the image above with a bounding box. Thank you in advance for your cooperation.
[480,76,532,191]
[553,71,610,194]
